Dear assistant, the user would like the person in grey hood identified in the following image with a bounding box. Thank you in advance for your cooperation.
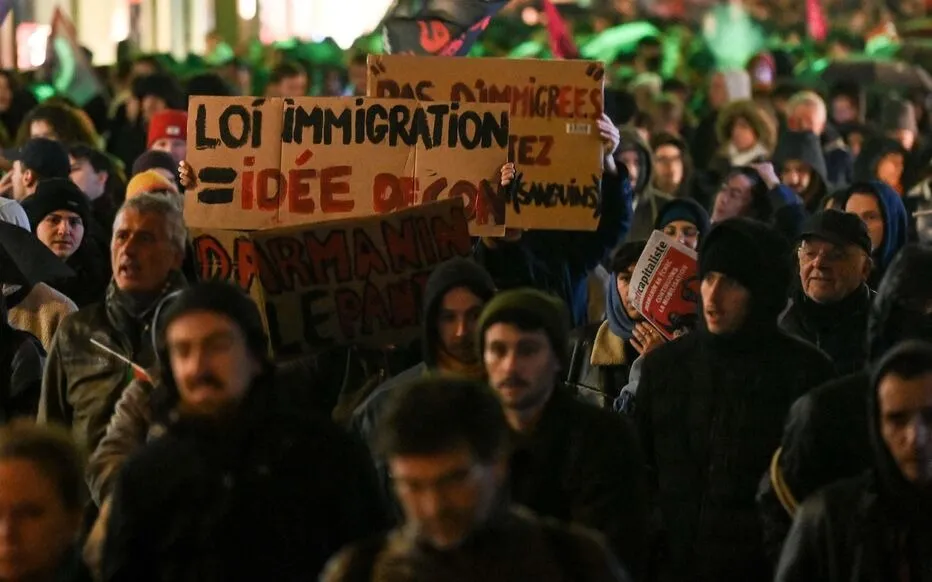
[617,126,672,242]
[773,130,830,213]
[350,257,497,514]
[775,340,932,582]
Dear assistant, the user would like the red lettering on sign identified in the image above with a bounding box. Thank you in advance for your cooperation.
[287,168,317,214]
[320,166,353,213]
[353,229,389,280]
[194,235,231,281]
[256,169,284,210]
[264,236,311,293]
[373,173,417,213]
[304,230,351,285]
[381,217,422,274]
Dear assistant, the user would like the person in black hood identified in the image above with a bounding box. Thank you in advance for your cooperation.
[653,198,710,251]
[758,244,932,563]
[775,340,932,582]
[22,178,111,308]
[102,281,388,581]
[780,210,874,375]
[636,218,833,582]
[854,136,910,195]
[350,258,497,513]
[773,130,830,213]
[842,181,909,289]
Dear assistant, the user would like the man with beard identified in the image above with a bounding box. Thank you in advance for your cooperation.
[780,210,874,375]
[636,218,834,581]
[39,193,188,454]
[758,245,932,561]
[776,341,932,581]
[322,377,631,582]
[351,258,496,511]
[102,281,387,581]
[479,289,649,580]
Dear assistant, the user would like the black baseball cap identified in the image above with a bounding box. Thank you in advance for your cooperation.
[5,138,71,179]
[798,209,872,255]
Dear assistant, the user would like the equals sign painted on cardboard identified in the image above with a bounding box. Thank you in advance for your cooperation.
[197,167,238,204]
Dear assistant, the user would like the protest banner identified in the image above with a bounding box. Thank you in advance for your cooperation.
[191,198,472,356]
[185,96,509,236]
[367,54,605,231]
[628,231,700,341]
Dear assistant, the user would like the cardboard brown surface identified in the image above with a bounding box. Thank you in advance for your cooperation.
[185,96,508,236]
[191,198,472,356]
[367,55,605,231]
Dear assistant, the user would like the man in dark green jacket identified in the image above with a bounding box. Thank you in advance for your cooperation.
[38,193,187,454]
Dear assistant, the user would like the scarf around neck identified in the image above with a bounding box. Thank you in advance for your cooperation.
[728,142,770,167]
[605,275,637,341]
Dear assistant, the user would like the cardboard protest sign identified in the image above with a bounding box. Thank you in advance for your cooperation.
[367,54,605,231]
[628,231,700,340]
[191,198,473,356]
[185,96,509,236]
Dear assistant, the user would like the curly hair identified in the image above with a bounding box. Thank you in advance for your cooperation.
[15,101,100,147]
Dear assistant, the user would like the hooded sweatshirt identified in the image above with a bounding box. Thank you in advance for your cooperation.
[854,137,911,194]
[620,126,673,242]
[350,258,497,517]
[772,131,829,213]
[775,341,932,582]
[844,181,908,289]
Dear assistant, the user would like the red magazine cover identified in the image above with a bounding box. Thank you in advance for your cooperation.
[628,231,700,341]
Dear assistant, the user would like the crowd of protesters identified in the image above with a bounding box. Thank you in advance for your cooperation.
[0,6,931,582]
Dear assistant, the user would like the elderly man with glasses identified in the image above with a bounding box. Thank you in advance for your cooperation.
[779,209,875,375]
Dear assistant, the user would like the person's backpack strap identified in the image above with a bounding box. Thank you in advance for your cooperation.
[339,532,388,582]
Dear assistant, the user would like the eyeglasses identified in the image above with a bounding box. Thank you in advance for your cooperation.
[797,244,856,265]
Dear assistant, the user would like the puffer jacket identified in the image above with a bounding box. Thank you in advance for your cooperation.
[38,273,186,453]
[758,245,932,562]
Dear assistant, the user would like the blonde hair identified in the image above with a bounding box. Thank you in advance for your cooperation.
[787,91,827,125]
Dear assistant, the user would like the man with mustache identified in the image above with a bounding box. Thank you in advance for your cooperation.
[102,281,387,581]
[323,376,632,582]
[351,257,496,513]
[22,178,110,308]
[38,193,187,455]
[477,289,649,580]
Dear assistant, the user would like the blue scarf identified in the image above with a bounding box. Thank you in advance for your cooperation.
[605,275,637,341]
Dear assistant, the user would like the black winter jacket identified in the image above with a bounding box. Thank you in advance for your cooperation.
[102,384,389,582]
[779,285,874,376]
[510,387,649,580]
[636,329,833,582]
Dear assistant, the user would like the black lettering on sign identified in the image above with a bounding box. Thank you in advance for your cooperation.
[196,167,237,204]
[281,99,509,151]
[509,174,602,218]
[196,101,265,150]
